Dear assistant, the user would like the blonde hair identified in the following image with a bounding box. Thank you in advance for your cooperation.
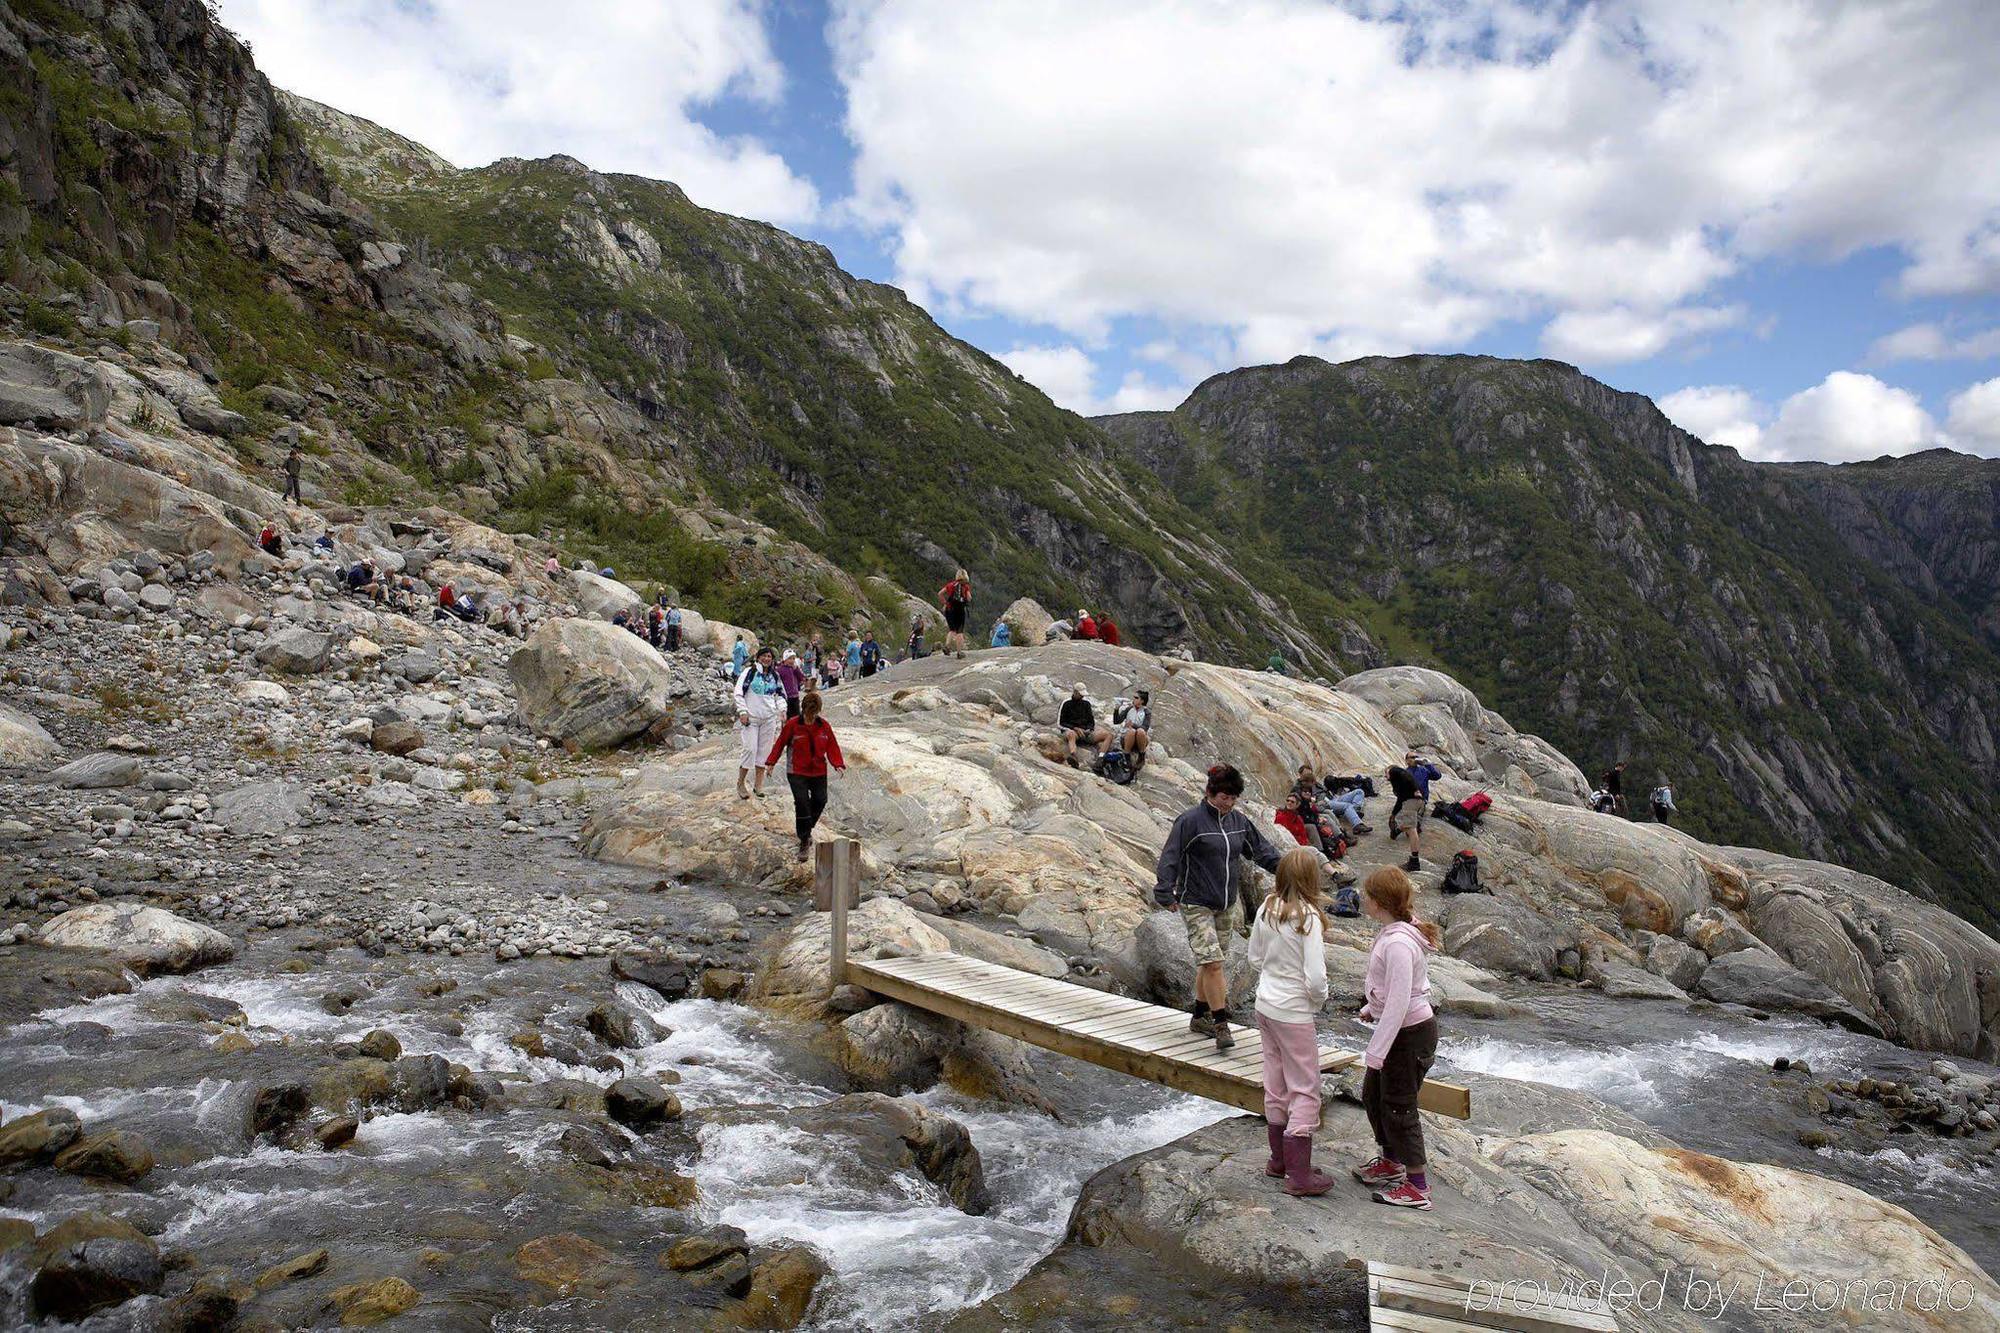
[1262,847,1326,932]
[955,567,969,582]
[1363,866,1442,947]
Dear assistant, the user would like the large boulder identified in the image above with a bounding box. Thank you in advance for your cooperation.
[999,596,1054,645]
[831,1002,1051,1112]
[28,1213,163,1323]
[1133,908,1255,1010]
[0,702,60,766]
[1338,665,1591,803]
[38,904,235,975]
[0,342,112,429]
[0,1108,83,1166]
[569,569,645,620]
[508,618,676,748]
[1696,950,1884,1035]
[1440,894,1564,980]
[256,627,334,674]
[211,780,309,836]
[753,898,949,1010]
[49,752,143,789]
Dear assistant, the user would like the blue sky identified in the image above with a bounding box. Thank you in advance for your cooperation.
[220,0,2000,462]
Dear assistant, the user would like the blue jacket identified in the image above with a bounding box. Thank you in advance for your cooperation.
[1412,761,1440,799]
[732,642,749,674]
[990,622,1011,647]
[1154,799,1283,913]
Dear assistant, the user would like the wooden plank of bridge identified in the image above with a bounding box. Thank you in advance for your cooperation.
[815,835,1470,1119]
[1367,1262,1618,1332]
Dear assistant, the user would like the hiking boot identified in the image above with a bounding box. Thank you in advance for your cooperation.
[1388,822,1402,841]
[1188,1002,1215,1037]
[1282,1135,1336,1197]
[1352,1155,1406,1187]
[1404,854,1421,873]
[1351,822,1373,835]
[1212,1009,1236,1051]
[796,836,812,861]
[1372,1179,1432,1209]
[1265,1123,1286,1178]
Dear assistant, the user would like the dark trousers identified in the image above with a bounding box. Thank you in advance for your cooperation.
[786,773,828,842]
[284,474,301,502]
[666,625,681,651]
[785,695,800,718]
[1362,1016,1437,1170]
[1652,803,1672,825]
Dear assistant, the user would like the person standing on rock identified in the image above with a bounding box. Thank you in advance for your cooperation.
[281,443,303,504]
[1386,752,1439,874]
[1354,865,1441,1210]
[765,688,846,860]
[939,569,973,658]
[666,601,683,652]
[1154,763,1284,1052]
[1650,779,1676,826]
[734,646,787,800]
[846,632,863,678]
[732,635,750,679]
[777,649,806,719]
[1601,760,1627,817]
[1251,846,1335,1196]
[860,631,881,677]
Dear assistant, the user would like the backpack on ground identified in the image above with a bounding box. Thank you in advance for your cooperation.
[1432,798,1476,833]
[1441,850,1485,895]
[1095,748,1135,786]
[1331,885,1362,917]
[1460,791,1493,818]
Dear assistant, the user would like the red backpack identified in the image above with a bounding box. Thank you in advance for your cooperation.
[1460,791,1493,818]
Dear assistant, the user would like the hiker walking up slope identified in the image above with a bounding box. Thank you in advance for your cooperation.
[1154,763,1283,1053]
[939,568,973,658]
[765,688,845,861]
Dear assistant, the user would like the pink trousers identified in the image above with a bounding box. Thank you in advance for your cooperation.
[1257,1011,1322,1136]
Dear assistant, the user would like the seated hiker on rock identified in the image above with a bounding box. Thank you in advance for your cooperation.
[765,687,846,861]
[1058,682,1111,767]
[1043,616,1074,643]
[1154,763,1284,1054]
[1354,865,1441,1210]
[1111,688,1152,772]
[1386,752,1440,873]
[989,618,1011,648]
[258,523,284,557]
[1651,779,1676,825]
[1098,615,1122,647]
[346,559,384,603]
[1275,791,1316,847]
[1074,608,1100,641]
[734,646,787,800]
[1588,787,1617,815]
[1252,846,1335,1196]
[1266,648,1287,674]
[1318,777,1371,836]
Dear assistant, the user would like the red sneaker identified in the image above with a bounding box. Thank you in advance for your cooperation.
[1372,1180,1432,1209]
[1352,1156,1406,1187]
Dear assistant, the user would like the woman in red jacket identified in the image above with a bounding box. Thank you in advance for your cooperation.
[764,688,846,860]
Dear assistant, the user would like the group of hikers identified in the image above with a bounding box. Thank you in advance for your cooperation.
[257,521,537,635]
[1157,763,1440,1209]
[1590,760,1677,825]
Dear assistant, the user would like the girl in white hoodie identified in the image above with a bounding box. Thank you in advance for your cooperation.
[1249,847,1334,1196]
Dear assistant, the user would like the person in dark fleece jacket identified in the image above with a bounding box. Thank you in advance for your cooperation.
[1155,763,1283,1052]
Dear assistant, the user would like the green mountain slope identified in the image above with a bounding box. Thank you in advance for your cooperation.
[1099,356,2000,930]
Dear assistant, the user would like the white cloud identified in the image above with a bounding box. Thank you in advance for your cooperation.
[833,0,2000,372]
[1544,306,1743,365]
[1757,372,1939,463]
[999,344,1185,416]
[1945,378,2000,454]
[216,0,817,225]
[1657,385,1770,454]
[1868,322,2000,362]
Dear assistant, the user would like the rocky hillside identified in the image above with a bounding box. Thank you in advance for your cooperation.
[1098,357,2000,931]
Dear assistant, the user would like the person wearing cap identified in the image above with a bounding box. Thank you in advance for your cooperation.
[776,648,806,718]
[1058,682,1111,767]
[1075,609,1101,641]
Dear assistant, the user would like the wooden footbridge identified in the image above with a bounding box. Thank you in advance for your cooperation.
[817,839,1471,1119]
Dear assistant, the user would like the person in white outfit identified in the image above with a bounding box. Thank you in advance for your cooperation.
[1248,846,1334,1195]
[734,646,787,799]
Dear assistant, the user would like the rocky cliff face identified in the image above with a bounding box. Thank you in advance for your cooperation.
[1098,356,2000,932]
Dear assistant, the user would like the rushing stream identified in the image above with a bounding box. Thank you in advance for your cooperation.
[3,941,1995,1329]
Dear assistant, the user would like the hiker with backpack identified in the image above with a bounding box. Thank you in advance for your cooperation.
[1601,761,1628,817]
[1251,846,1334,1197]
[906,617,927,662]
[1386,753,1441,873]
[1354,865,1442,1210]
[1058,683,1111,766]
[938,569,973,658]
[1154,763,1284,1053]
[733,646,787,801]
[1651,780,1676,825]
[731,635,750,678]
[765,688,846,861]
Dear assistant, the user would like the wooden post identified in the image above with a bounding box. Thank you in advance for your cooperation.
[815,837,859,990]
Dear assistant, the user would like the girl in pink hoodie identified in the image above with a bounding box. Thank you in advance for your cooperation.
[1355,865,1440,1209]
